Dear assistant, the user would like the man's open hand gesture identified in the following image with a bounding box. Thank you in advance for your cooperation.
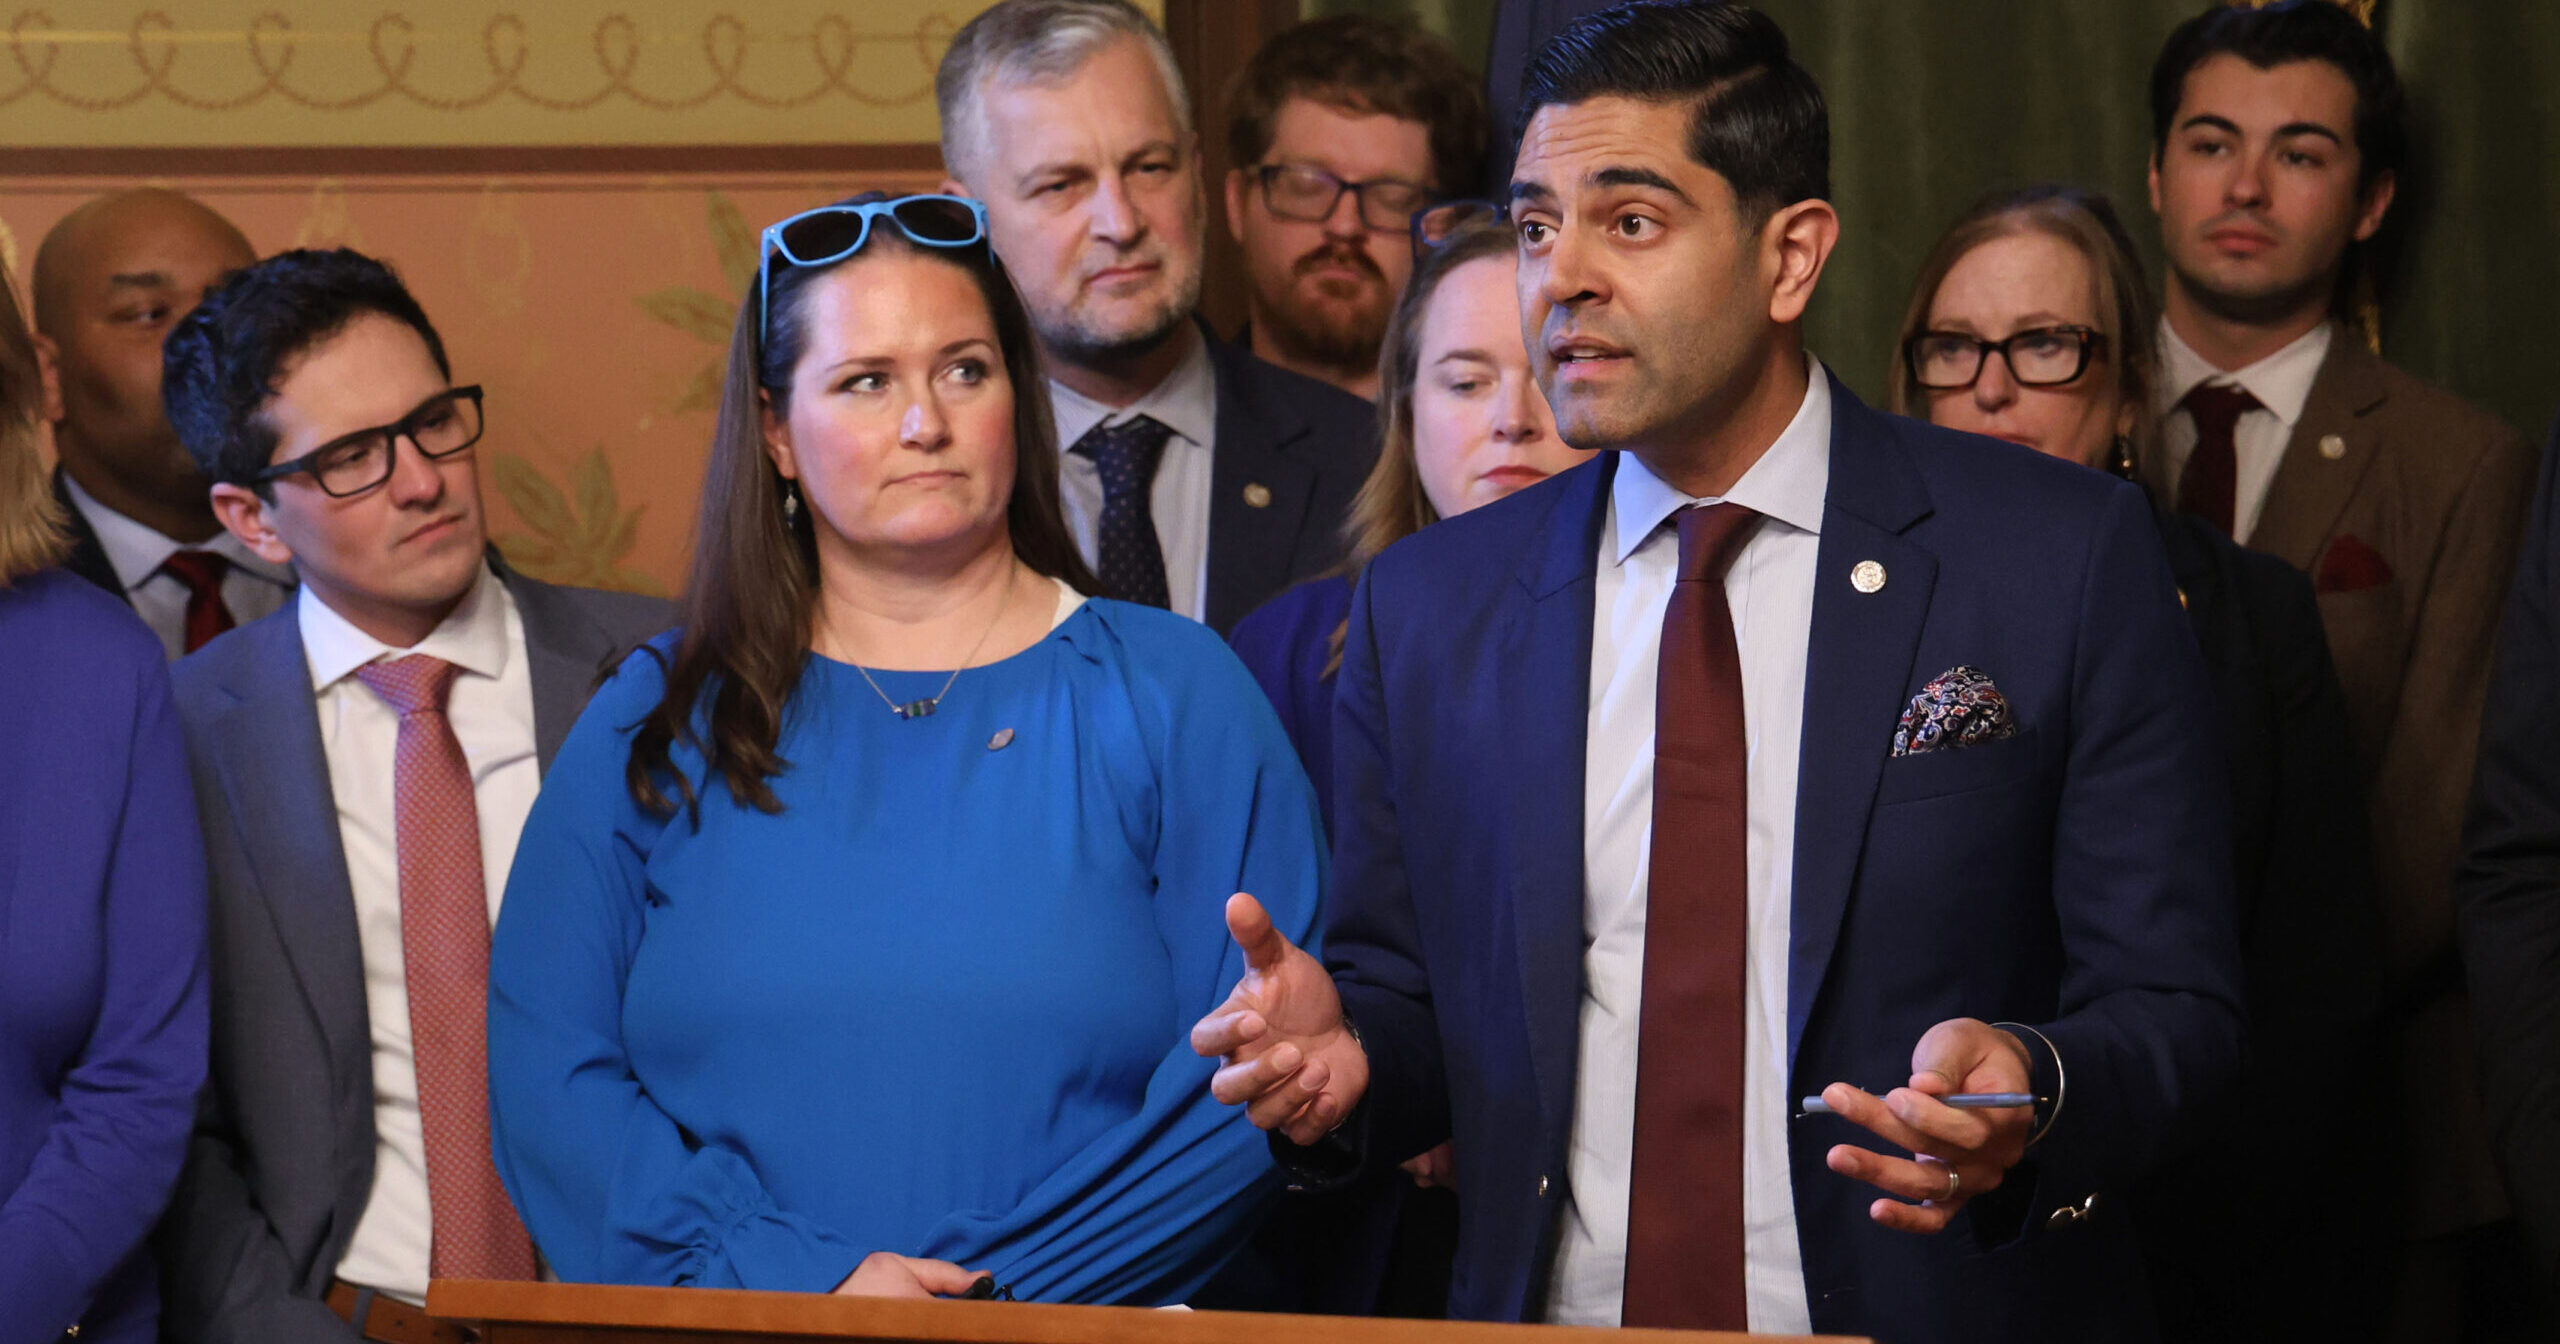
[1189,893,1370,1146]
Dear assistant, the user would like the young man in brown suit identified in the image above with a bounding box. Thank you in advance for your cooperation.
[2147,5,2539,1338]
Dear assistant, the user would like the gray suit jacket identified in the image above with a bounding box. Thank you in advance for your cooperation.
[156,563,670,1343]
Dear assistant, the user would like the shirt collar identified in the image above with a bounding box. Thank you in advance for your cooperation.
[1047,325,1219,454]
[58,471,294,591]
[300,560,513,692]
[2156,318,2333,428]
[1608,355,1833,567]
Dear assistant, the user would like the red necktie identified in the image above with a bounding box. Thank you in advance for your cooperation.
[1622,501,1761,1330]
[352,655,538,1282]
[2174,382,2262,537]
[158,550,236,653]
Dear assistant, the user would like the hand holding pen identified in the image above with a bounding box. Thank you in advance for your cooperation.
[1808,1018,2040,1236]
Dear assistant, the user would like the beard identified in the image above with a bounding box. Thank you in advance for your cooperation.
[1030,246,1204,370]
[1257,242,1393,373]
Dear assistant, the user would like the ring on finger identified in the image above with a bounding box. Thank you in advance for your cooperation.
[1938,1166,1961,1202]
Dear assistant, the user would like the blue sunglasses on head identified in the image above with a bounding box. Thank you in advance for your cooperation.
[756,194,991,340]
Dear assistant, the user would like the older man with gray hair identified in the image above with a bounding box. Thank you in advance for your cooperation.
[936,0,1376,635]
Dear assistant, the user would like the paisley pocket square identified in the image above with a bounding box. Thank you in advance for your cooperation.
[1892,665,2020,757]
[2314,533,2393,594]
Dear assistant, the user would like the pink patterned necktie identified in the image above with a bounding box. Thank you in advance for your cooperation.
[352,654,537,1282]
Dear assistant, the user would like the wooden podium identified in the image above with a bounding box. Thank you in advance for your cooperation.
[428,1280,1870,1344]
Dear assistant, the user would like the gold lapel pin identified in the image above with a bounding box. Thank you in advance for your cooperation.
[2319,434,2347,461]
[1243,482,1273,509]
[1851,560,1887,594]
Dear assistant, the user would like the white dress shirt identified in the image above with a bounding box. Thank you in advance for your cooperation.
[2155,319,2332,545]
[300,564,539,1304]
[60,472,293,660]
[1048,328,1218,624]
[1547,362,1831,1333]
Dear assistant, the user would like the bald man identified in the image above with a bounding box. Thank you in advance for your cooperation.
[34,189,288,658]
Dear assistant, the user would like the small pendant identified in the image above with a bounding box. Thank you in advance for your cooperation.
[895,698,939,719]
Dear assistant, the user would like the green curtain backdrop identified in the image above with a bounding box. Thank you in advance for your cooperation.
[1310,0,2560,439]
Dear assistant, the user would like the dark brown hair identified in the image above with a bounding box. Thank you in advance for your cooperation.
[1324,214,1520,675]
[1224,14,1487,196]
[627,194,1099,820]
[1519,2,1827,229]
[1887,184,2162,476]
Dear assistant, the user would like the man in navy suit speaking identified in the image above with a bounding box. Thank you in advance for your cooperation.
[1193,4,2245,1340]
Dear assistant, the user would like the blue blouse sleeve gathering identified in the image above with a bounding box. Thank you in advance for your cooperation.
[0,573,209,1343]
[911,605,1325,1304]
[490,605,1327,1305]
[490,641,869,1291]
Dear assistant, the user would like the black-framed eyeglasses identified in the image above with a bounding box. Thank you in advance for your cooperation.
[758,195,989,342]
[1906,326,2104,390]
[1251,163,1434,234]
[253,386,485,498]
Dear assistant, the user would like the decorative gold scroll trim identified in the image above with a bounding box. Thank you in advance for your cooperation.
[0,10,959,113]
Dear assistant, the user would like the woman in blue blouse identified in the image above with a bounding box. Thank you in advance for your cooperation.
[0,275,208,1342]
[488,194,1326,1305]
[1229,209,1585,830]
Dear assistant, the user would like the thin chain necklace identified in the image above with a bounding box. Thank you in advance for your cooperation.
[847,562,1018,720]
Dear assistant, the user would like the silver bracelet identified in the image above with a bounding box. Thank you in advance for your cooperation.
[1990,1021,2064,1149]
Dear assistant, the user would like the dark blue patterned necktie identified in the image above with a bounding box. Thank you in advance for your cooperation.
[1071,414,1174,609]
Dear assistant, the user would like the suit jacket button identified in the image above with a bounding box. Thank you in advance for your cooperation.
[1244,482,1273,508]
[1537,1175,1551,1197]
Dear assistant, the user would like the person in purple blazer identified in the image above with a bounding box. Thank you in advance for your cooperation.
[1229,208,1587,833]
[1218,205,1586,1320]
[0,273,210,1342]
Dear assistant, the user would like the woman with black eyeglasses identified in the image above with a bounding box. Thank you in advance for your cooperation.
[488,193,1325,1304]
[1891,184,2388,1343]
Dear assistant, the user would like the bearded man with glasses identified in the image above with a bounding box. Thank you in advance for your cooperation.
[1219,15,1485,402]
[153,246,671,1344]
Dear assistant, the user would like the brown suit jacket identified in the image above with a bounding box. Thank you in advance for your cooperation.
[2153,329,2537,1237]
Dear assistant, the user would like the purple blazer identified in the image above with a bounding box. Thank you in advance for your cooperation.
[1229,574,1355,834]
[0,568,209,1343]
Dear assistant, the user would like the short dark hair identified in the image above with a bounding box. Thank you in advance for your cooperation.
[1515,0,1829,225]
[1224,14,1488,197]
[163,247,450,491]
[2150,1,2404,189]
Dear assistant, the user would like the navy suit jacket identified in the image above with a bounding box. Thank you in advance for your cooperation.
[1199,336,1379,635]
[2456,412,2560,1318]
[1319,375,2245,1342]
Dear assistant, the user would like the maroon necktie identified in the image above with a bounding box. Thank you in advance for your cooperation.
[158,550,235,653]
[2174,382,2262,537]
[1622,501,1761,1330]
[352,655,538,1282]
